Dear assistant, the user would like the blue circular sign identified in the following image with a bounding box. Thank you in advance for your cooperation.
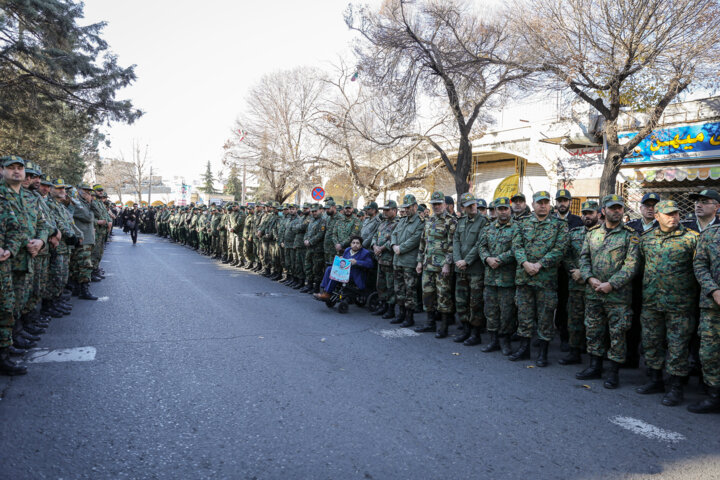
[311,186,325,201]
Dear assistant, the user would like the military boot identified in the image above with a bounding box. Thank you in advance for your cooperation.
[435,313,450,339]
[687,386,720,414]
[389,305,404,324]
[558,347,582,365]
[509,337,531,361]
[53,299,71,315]
[662,376,685,406]
[0,348,27,376]
[603,360,620,389]
[41,300,63,319]
[292,279,305,290]
[464,326,483,347]
[453,322,471,343]
[480,332,500,352]
[499,334,513,356]
[281,275,294,286]
[69,280,80,296]
[312,283,321,294]
[91,272,103,282]
[535,339,549,367]
[299,283,313,293]
[78,283,98,301]
[21,330,41,342]
[414,311,437,333]
[576,355,603,380]
[636,368,665,395]
[13,335,36,350]
[372,302,388,316]
[400,310,415,328]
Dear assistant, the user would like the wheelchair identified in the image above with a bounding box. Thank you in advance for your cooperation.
[324,269,380,314]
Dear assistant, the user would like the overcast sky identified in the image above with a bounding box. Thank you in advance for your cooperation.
[83,0,378,183]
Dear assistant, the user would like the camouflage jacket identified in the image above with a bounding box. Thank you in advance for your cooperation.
[0,184,51,273]
[513,214,569,288]
[30,190,57,257]
[0,191,25,276]
[563,226,591,292]
[452,213,488,275]
[290,214,309,248]
[371,216,399,266]
[478,219,519,287]
[260,213,277,240]
[391,212,424,268]
[418,211,457,272]
[640,226,698,311]
[694,225,720,311]
[323,213,341,253]
[332,214,362,249]
[282,214,298,246]
[360,214,381,249]
[304,215,327,251]
[579,223,640,304]
[243,213,255,240]
[46,196,78,255]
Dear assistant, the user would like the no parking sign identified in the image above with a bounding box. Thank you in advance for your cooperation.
[311,186,325,201]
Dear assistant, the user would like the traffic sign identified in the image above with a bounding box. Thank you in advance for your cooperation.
[311,186,325,201]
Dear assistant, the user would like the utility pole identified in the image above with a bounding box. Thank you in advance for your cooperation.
[242,163,247,205]
[147,165,153,206]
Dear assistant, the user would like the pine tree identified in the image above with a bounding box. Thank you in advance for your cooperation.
[201,161,217,194]
[224,164,243,200]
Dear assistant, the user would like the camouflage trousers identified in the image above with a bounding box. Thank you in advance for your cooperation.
[262,240,272,268]
[91,227,106,269]
[699,308,720,387]
[284,247,295,274]
[48,252,70,299]
[0,265,15,348]
[455,272,484,327]
[219,232,228,256]
[484,286,516,335]
[304,249,324,285]
[585,299,632,363]
[295,247,306,280]
[421,269,453,314]
[325,250,337,266]
[376,264,395,304]
[70,244,94,284]
[24,255,49,314]
[12,271,30,318]
[243,239,255,264]
[516,285,557,341]
[567,290,586,350]
[273,244,282,274]
[394,266,419,310]
[641,308,697,377]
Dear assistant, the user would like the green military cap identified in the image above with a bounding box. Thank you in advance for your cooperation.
[0,155,24,167]
[77,183,93,191]
[495,197,511,207]
[93,184,104,191]
[555,189,572,200]
[689,189,720,202]
[532,191,551,202]
[380,200,398,210]
[342,200,353,208]
[400,194,417,208]
[581,200,600,212]
[24,160,38,175]
[459,192,477,207]
[324,196,335,203]
[602,194,625,208]
[488,200,496,210]
[52,178,66,188]
[656,200,680,214]
[40,174,53,186]
[364,201,379,210]
[418,204,427,212]
[477,198,488,208]
[302,202,311,209]
[310,203,320,211]
[272,201,280,208]
[429,191,445,204]
[511,192,525,201]
[324,200,336,208]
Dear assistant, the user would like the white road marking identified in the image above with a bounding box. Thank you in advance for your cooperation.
[609,416,685,443]
[373,328,421,339]
[97,296,110,302]
[26,346,96,364]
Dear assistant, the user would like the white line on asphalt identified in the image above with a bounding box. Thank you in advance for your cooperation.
[97,296,110,302]
[609,416,686,443]
[373,328,421,339]
[26,347,97,364]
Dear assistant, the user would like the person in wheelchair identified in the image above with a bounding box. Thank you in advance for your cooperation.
[314,235,374,301]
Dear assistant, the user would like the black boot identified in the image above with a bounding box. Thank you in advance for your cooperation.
[464,326,483,347]
[400,310,415,328]
[299,283,313,293]
[636,368,665,395]
[78,283,98,300]
[435,313,450,339]
[509,337,531,361]
[604,360,620,389]
[312,283,320,294]
[13,335,36,350]
[662,376,685,406]
[453,322,471,343]
[41,300,63,319]
[480,332,499,351]
[0,348,27,376]
[292,279,305,290]
[535,339,549,367]
[576,355,603,380]
[558,347,582,365]
[687,386,720,414]
[281,275,294,285]
[373,302,388,316]
[414,311,437,333]
[499,334,513,356]
[390,305,404,324]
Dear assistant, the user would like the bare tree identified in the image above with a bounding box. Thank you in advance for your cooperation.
[346,0,528,195]
[506,0,720,195]
[95,158,134,204]
[120,140,150,203]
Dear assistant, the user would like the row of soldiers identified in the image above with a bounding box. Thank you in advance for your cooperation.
[0,156,113,376]
[154,188,720,414]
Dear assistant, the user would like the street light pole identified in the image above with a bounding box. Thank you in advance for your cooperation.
[148,165,153,206]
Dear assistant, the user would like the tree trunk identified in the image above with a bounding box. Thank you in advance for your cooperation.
[453,137,473,196]
[599,145,624,197]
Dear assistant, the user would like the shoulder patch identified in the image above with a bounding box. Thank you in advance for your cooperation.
[569,225,584,232]
[630,236,640,244]
[622,224,636,233]
[588,224,601,231]
[640,226,657,236]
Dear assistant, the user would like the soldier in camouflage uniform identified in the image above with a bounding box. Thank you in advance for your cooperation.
[689,223,720,413]
[46,178,80,315]
[301,204,327,293]
[478,197,518,356]
[72,185,99,301]
[370,200,399,319]
[331,200,362,257]
[452,193,488,346]
[361,201,381,250]
[636,200,699,406]
[90,185,112,278]
[323,200,340,265]
[243,204,256,268]
[416,191,457,338]
[390,194,424,328]
[281,204,299,285]
[510,193,532,221]
[558,200,601,366]
[259,203,278,275]
[289,204,309,288]
[511,191,569,367]
[578,194,640,389]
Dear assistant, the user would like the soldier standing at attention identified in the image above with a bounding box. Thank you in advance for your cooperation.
[371,200,399,319]
[323,200,340,266]
[416,191,457,339]
[554,189,583,353]
[558,201,600,366]
[361,201,381,250]
[332,200,362,256]
[626,193,660,234]
[510,193,531,221]
[510,191,569,366]
[391,194,424,328]
[281,204,299,286]
[301,204,327,294]
[452,193,488,346]
[636,200,698,406]
[578,195,640,389]
[684,189,720,233]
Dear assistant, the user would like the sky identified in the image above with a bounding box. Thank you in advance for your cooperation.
[82,0,379,183]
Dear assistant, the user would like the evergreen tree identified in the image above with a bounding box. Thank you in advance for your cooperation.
[201,161,217,194]
[224,164,243,200]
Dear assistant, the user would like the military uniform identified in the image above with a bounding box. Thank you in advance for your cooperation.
[390,195,424,327]
[371,201,399,318]
[360,203,381,250]
[323,201,340,265]
[302,204,327,292]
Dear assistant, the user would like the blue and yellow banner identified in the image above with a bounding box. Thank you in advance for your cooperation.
[620,121,720,164]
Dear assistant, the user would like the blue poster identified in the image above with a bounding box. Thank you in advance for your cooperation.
[620,121,720,164]
[329,256,351,283]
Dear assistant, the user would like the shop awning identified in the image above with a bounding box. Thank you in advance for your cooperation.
[619,164,720,183]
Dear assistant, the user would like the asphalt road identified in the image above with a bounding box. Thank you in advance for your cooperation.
[1,232,719,479]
